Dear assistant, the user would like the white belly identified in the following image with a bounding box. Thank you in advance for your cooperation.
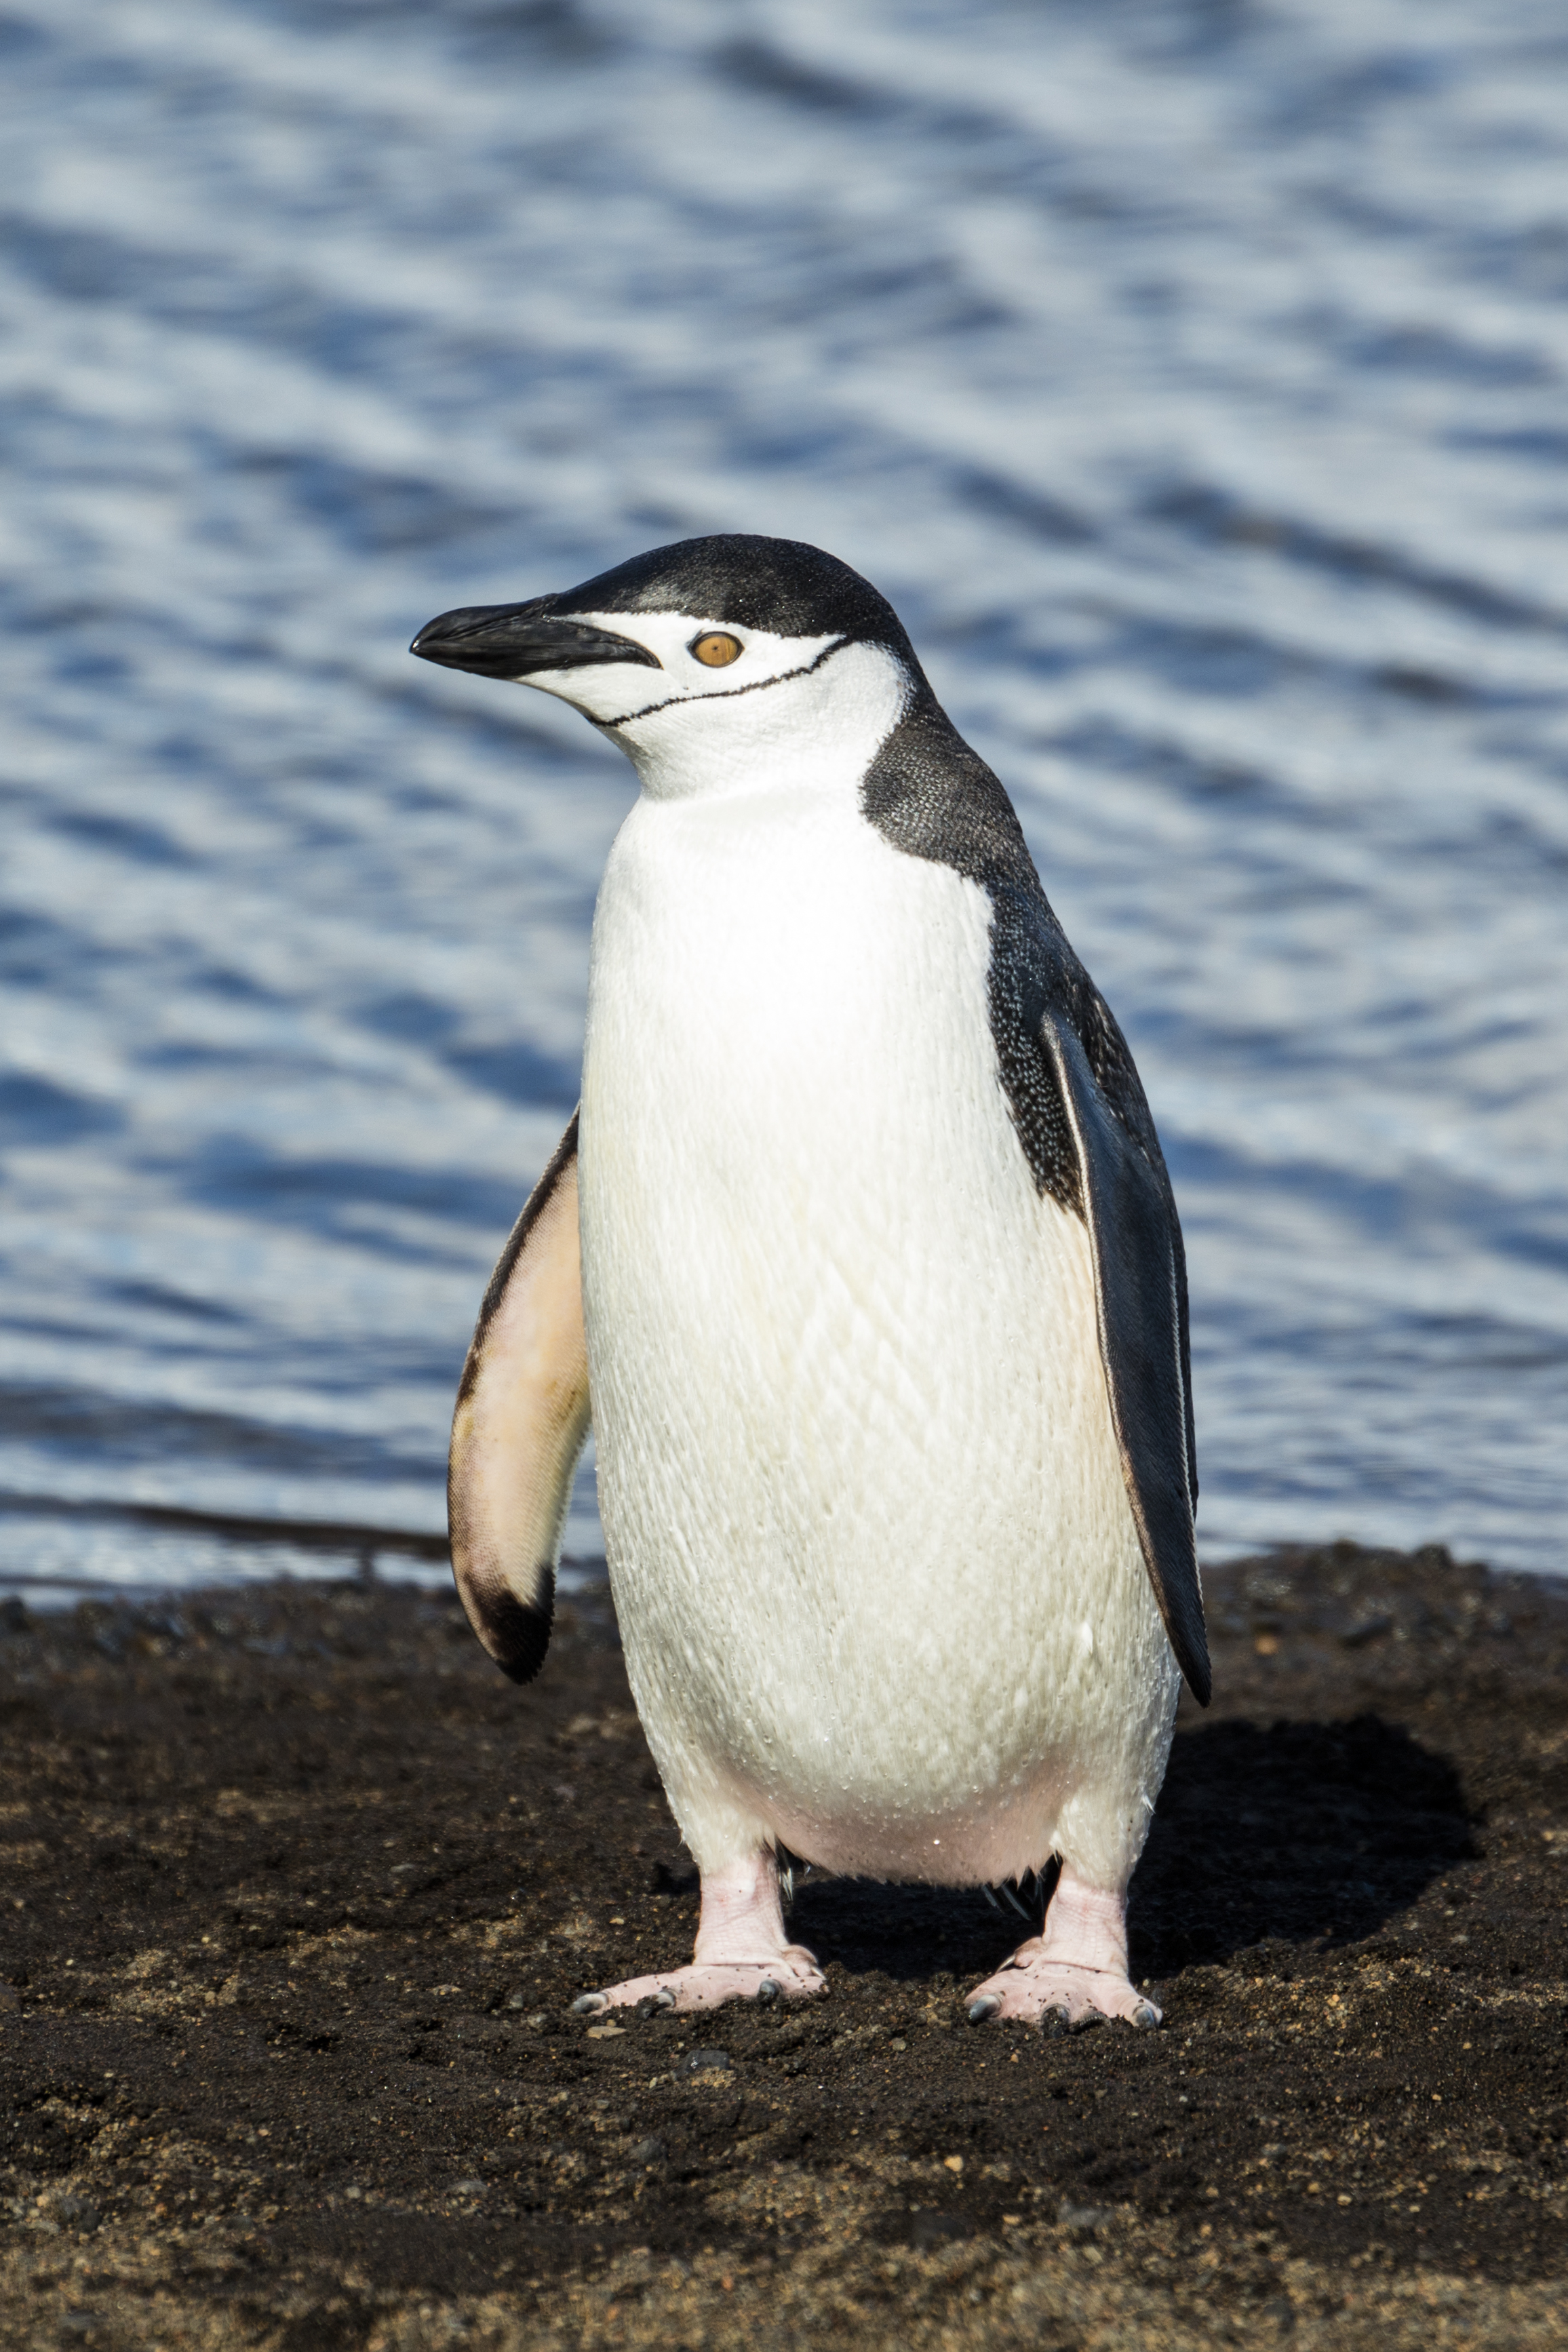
[579,783,1176,1889]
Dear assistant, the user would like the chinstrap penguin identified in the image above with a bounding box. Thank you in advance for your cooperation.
[411,536,1208,2030]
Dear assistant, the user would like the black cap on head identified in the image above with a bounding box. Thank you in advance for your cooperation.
[553,534,921,658]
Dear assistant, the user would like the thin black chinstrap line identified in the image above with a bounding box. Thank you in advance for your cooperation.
[589,633,852,732]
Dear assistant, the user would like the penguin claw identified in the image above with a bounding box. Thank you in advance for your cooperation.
[652,1986,677,2010]
[572,1993,607,2016]
[1132,2000,1161,2031]
[756,1978,781,2003]
[966,1993,1002,2025]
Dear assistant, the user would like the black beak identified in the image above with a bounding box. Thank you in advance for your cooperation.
[409,600,661,680]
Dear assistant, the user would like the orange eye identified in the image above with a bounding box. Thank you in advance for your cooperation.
[690,631,743,668]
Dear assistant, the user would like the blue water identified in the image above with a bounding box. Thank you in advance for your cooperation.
[2,0,1565,1601]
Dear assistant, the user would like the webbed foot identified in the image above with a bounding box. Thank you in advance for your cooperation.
[965,1951,1159,2030]
[964,1866,1159,2031]
[574,1947,825,2016]
[572,1847,826,2018]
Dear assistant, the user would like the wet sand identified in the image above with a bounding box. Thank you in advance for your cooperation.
[2,1539,1565,2349]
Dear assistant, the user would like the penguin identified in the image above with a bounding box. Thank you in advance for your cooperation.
[411,536,1207,2028]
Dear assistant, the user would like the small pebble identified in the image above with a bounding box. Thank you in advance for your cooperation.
[629,2136,666,2167]
[682,2047,732,2075]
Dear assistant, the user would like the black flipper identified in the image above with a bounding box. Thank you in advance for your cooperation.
[448,1113,590,1684]
[1041,1017,1209,1702]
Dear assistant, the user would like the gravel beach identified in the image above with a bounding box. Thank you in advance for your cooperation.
[2,1540,1565,2349]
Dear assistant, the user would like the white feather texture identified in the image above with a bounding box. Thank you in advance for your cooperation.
[579,640,1178,1896]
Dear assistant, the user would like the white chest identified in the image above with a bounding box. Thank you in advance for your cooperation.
[575,781,1160,1880]
[583,782,1007,1245]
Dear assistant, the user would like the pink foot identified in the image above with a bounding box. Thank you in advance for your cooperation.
[964,1868,1160,2033]
[572,1849,826,2016]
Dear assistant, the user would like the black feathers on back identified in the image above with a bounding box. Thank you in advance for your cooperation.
[863,697,1085,1216]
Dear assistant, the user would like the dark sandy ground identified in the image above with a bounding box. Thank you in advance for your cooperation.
[2,1539,1565,2351]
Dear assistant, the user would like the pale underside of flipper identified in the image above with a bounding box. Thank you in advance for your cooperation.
[448,1112,590,1683]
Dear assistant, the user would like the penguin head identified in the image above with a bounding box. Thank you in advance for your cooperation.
[410,536,927,799]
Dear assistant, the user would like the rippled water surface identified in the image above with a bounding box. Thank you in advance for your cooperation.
[3,0,1566,1596]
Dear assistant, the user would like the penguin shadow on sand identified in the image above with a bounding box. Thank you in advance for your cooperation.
[775,1714,1472,1988]
[1130,1712,1474,1976]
